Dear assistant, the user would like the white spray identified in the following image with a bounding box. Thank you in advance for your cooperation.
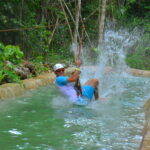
[79,28,141,100]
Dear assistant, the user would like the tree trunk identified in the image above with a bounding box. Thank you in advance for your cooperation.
[59,0,73,42]
[98,0,107,46]
[72,0,81,60]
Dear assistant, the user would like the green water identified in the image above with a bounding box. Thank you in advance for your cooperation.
[0,75,150,150]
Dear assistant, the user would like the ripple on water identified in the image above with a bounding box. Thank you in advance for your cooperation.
[8,128,22,135]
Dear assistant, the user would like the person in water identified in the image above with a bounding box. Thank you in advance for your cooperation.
[53,60,100,105]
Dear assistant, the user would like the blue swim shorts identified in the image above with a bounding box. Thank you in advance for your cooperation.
[82,85,94,100]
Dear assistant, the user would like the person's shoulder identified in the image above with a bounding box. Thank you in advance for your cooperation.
[55,76,68,85]
[56,76,68,80]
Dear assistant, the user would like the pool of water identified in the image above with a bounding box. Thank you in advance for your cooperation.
[0,74,150,150]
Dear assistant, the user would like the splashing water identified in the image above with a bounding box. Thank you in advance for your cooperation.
[79,29,141,98]
[98,29,140,73]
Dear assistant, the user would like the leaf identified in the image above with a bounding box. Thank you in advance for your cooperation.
[4,45,23,64]
[91,48,98,52]
[6,63,13,69]
[0,71,6,82]
[0,43,5,50]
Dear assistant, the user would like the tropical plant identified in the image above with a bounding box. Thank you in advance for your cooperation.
[0,43,23,84]
[4,45,23,64]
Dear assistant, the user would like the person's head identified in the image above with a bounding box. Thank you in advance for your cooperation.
[53,63,65,76]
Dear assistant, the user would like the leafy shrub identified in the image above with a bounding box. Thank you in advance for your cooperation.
[33,56,44,64]
[0,43,23,84]
[34,63,49,74]
[0,43,5,61]
[4,45,23,65]
[0,62,21,84]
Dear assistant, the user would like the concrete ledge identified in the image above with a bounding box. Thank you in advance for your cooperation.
[0,72,55,100]
[127,68,150,78]
[140,98,150,150]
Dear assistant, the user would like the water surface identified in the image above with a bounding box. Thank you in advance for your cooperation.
[0,74,150,150]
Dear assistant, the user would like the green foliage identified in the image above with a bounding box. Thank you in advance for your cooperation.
[107,0,150,30]
[40,30,52,54]
[34,63,49,74]
[0,43,23,64]
[4,45,23,65]
[32,56,49,74]
[33,56,44,64]
[0,43,5,50]
[0,62,21,84]
[91,47,98,52]
[0,43,5,61]
[126,33,150,70]
[48,48,73,64]
[0,43,23,84]
[4,67,21,83]
[0,0,149,72]
[0,71,5,83]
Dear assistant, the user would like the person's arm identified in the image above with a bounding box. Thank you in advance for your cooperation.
[68,70,80,82]
[75,59,81,67]
[68,59,81,82]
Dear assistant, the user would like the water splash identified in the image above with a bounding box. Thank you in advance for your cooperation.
[98,29,140,73]
[78,29,141,99]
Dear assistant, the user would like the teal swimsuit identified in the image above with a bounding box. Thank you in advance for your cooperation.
[55,76,95,105]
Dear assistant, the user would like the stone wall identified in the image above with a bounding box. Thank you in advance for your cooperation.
[139,98,150,150]
[0,73,55,100]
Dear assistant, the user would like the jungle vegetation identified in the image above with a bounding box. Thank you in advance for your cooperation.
[0,0,149,84]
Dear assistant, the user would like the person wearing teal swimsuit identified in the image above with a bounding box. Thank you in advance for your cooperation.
[53,60,99,105]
